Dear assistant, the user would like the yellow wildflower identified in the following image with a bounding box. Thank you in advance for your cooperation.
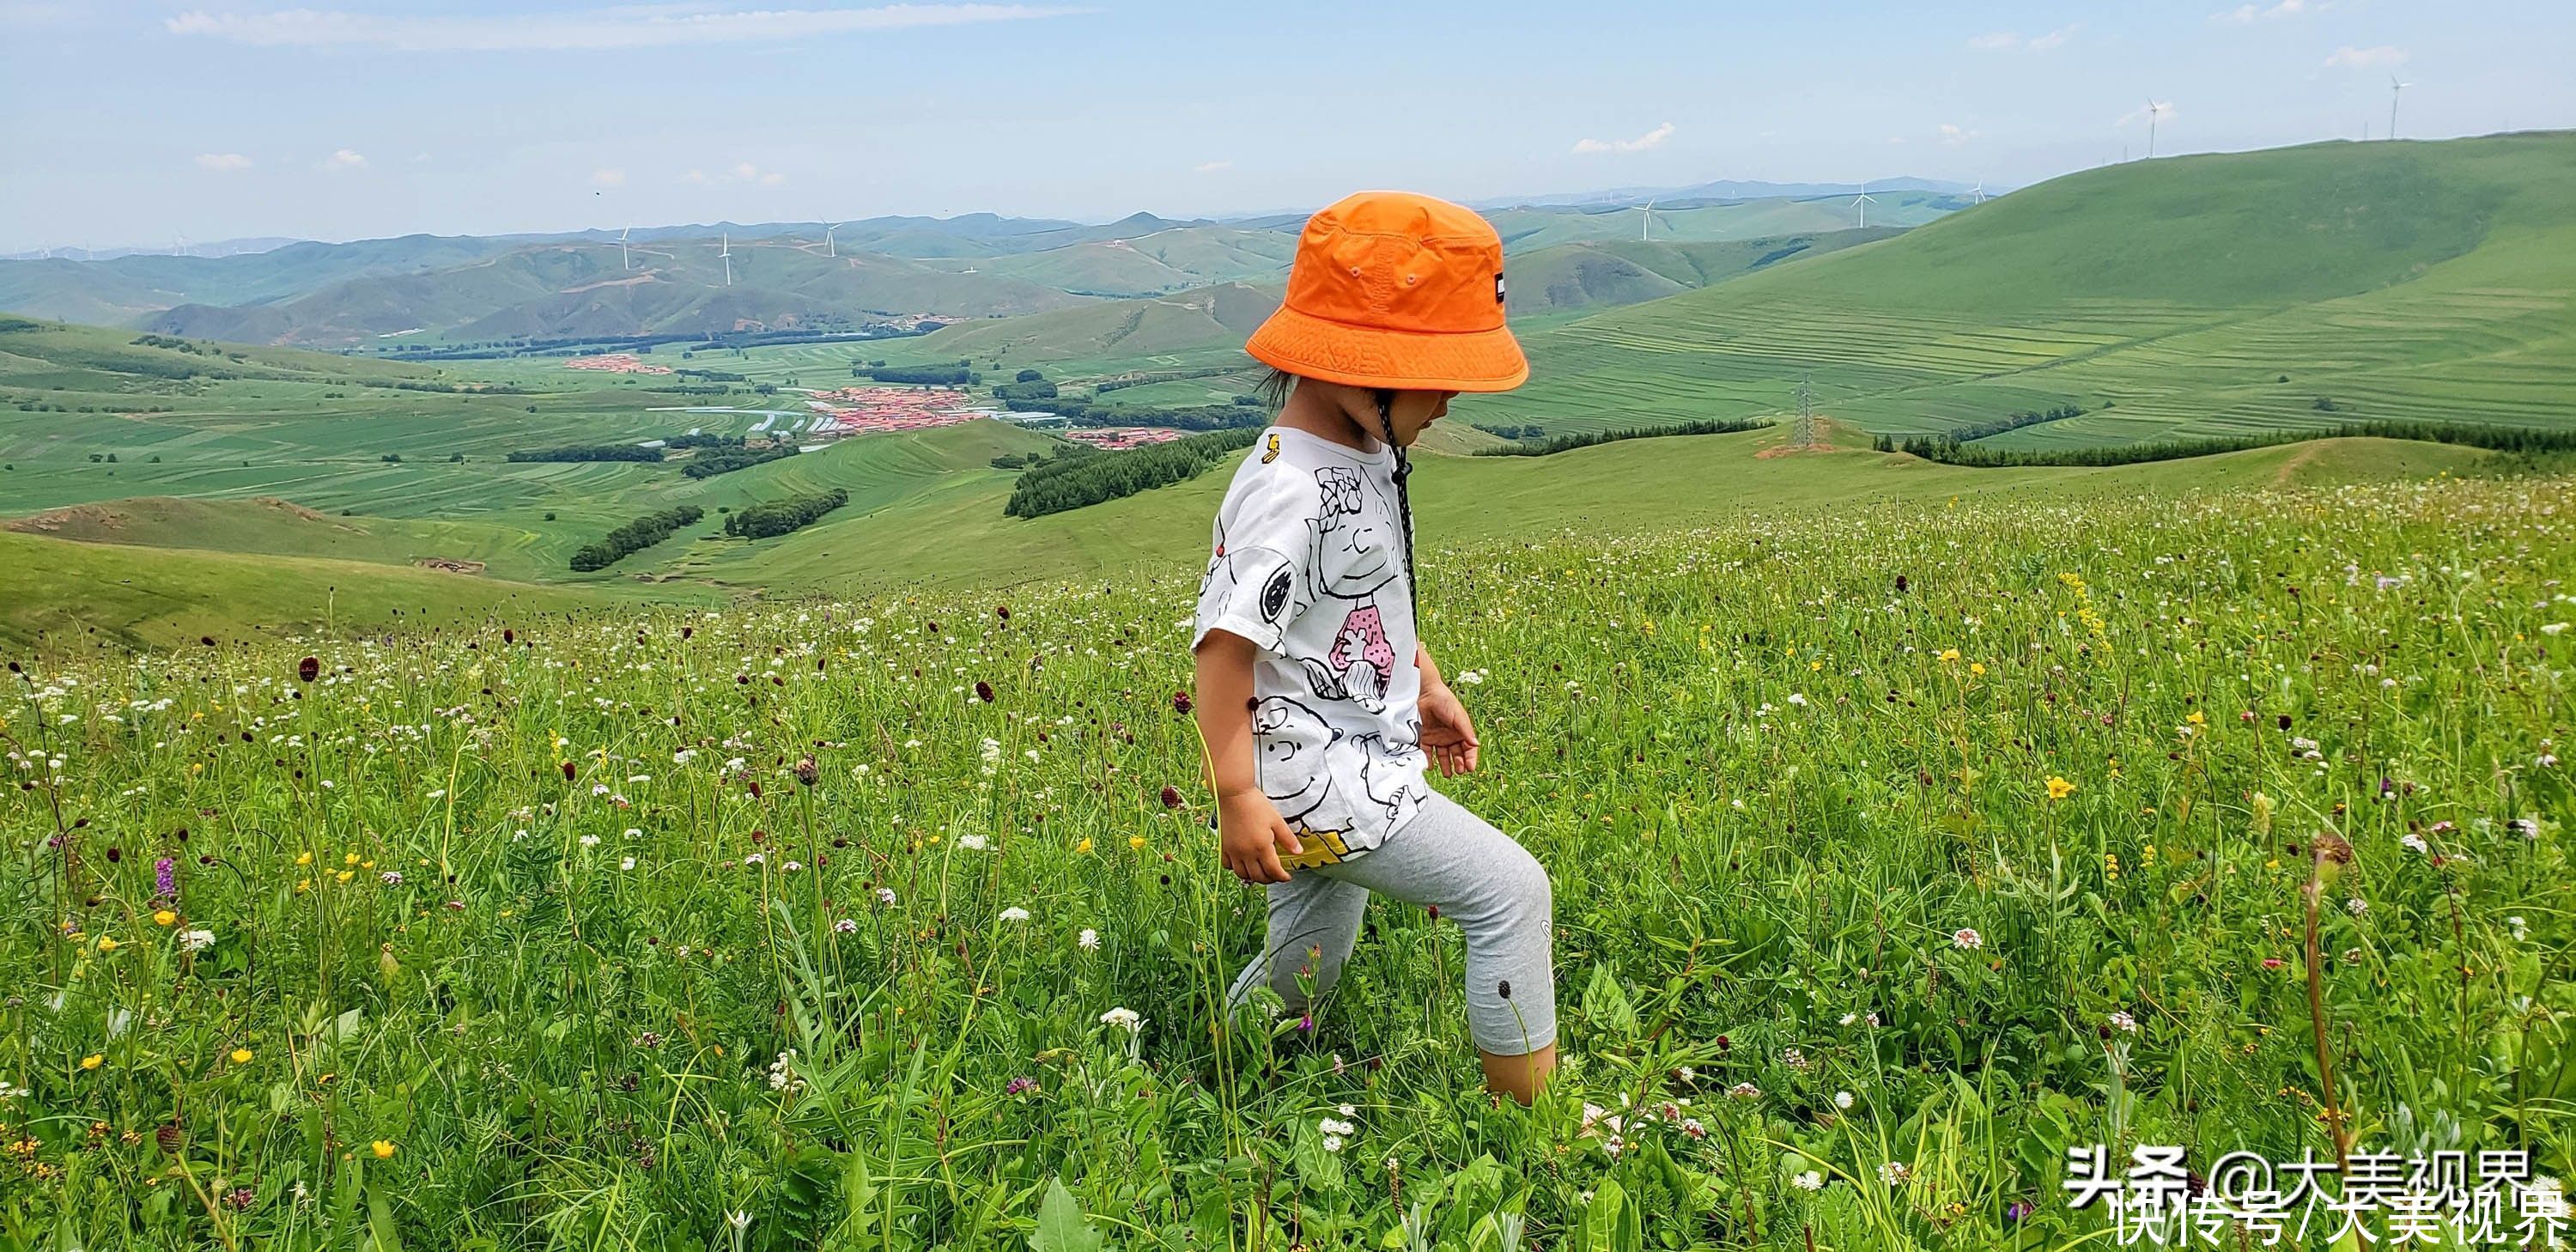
[1939,648,1961,662]
[295,851,313,866]
[1075,837,1094,854]
[96,936,118,952]
[230,1048,253,1065]
[1969,662,1986,677]
[335,870,355,884]
[152,909,177,927]
[371,1140,396,1158]
[2046,776,2076,801]
[1128,836,1147,851]
[81,1054,103,1070]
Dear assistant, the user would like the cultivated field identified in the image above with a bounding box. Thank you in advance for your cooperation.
[4,474,2570,1248]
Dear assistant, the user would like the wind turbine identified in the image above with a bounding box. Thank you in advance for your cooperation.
[618,226,631,271]
[1971,181,1987,204]
[1850,185,1877,228]
[1631,198,1661,241]
[2387,76,2409,140]
[2144,100,2167,159]
[719,233,732,287]
[824,222,844,258]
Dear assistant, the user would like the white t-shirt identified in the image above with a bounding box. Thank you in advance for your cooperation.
[1194,425,1429,866]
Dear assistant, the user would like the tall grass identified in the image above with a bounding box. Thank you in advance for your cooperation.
[3,475,2569,1249]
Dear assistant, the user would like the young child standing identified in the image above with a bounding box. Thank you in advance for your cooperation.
[1192,191,1557,1102]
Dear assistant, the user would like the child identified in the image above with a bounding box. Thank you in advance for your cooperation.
[1193,191,1557,1102]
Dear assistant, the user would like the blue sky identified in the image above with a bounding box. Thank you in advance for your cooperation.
[2,1,2569,252]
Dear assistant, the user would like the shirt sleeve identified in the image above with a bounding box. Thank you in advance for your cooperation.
[1193,466,1312,655]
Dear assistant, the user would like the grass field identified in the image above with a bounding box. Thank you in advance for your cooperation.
[4,471,2569,1248]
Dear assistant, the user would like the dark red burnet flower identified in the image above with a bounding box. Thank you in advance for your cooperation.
[560,761,577,782]
[1160,785,1183,809]
[975,681,994,703]
[995,605,1011,622]
[297,656,320,683]
[1171,690,1193,715]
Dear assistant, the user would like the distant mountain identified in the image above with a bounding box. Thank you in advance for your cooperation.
[0,234,523,324]
[1,236,306,262]
[140,234,1093,348]
[1473,177,1987,210]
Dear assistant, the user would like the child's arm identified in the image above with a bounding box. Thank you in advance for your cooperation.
[1194,629,1303,884]
[1415,641,1480,776]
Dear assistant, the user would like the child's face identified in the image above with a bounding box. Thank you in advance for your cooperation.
[1386,390,1458,446]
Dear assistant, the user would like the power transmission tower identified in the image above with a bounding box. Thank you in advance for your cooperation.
[1791,373,1818,448]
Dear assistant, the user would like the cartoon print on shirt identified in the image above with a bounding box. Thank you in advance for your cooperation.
[1351,732,1423,830]
[1198,537,1304,651]
[1308,465,1396,599]
[1249,697,1424,866]
[1296,602,1394,713]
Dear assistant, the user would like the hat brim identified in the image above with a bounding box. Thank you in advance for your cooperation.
[1244,303,1528,393]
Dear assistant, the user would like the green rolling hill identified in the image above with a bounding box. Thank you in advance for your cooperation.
[1474,133,2576,441]
[143,236,1093,347]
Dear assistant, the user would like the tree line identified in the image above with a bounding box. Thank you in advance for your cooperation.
[1004,428,1261,519]
[507,444,666,464]
[683,444,799,478]
[1874,419,2576,468]
[1005,396,1267,431]
[1473,417,1775,457]
[1944,403,2086,444]
[725,489,848,538]
[569,505,704,572]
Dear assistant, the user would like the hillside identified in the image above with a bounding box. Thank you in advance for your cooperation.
[0,234,517,325]
[144,237,1093,347]
[1477,133,2576,441]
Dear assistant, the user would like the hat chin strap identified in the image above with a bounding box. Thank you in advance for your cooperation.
[1373,390,1419,630]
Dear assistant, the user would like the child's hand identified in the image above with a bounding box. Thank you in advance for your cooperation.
[1419,681,1480,776]
[1218,788,1302,884]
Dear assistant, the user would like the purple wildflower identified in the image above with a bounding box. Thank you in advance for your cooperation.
[155,857,176,901]
[1005,1076,1038,1096]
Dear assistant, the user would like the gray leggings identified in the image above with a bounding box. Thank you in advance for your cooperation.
[1226,792,1556,1055]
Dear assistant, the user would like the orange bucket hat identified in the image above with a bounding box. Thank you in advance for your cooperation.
[1244,191,1528,392]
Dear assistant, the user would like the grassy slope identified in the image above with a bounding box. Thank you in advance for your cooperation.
[692,419,2494,594]
[1476,134,2576,441]
[0,528,678,653]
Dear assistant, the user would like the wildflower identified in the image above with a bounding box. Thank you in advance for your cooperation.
[82,1054,104,1070]
[380,872,403,885]
[1838,1012,1857,1026]
[1727,1082,1760,1102]
[874,886,897,906]
[296,851,313,866]
[999,907,1030,922]
[1099,1007,1143,1031]
[1952,927,1984,951]
[780,860,801,872]
[1939,649,1960,662]
[2508,916,2529,941]
[2400,832,2428,854]
[2346,897,2367,917]
[2045,775,2075,801]
[153,909,177,927]
[579,833,600,848]
[96,936,118,952]
[727,1212,753,1234]
[1878,1161,1913,1186]
[1074,837,1094,854]
[956,833,991,852]
[833,919,858,934]
[1969,662,1986,676]
[1834,1090,1855,1109]
[1128,835,1147,850]
[620,856,636,871]
[2108,1011,2139,1034]
[230,1048,253,1065]
[1782,1047,1809,1071]
[743,852,764,867]
[765,1049,805,1092]
[1005,1076,1039,1096]
[1791,1170,1826,1191]
[155,858,176,899]
[1078,928,1101,951]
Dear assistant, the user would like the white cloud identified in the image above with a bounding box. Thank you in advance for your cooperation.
[1571,121,1674,155]
[682,168,709,185]
[2324,45,2408,70]
[1192,160,1232,173]
[322,148,367,170]
[682,163,781,186]
[591,167,626,188]
[759,172,785,185]
[1968,25,2075,52]
[1937,124,1978,146]
[2214,0,2324,22]
[164,4,1081,52]
[194,152,252,171]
